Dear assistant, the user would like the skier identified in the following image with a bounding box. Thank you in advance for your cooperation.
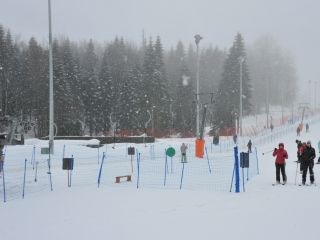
[270,124,274,132]
[296,126,301,136]
[306,123,309,132]
[272,143,288,185]
[317,140,320,163]
[301,140,316,185]
[296,140,305,173]
[212,132,219,145]
[247,139,252,153]
[233,134,238,144]
[296,140,302,162]
[180,143,188,163]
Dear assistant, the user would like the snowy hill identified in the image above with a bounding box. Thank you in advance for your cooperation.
[1,118,320,240]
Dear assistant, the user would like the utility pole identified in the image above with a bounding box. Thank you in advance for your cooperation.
[48,0,54,153]
[239,57,244,136]
[194,34,202,138]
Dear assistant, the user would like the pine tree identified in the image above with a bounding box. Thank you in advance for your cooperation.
[80,40,100,135]
[54,39,82,136]
[213,33,252,131]
[22,37,49,137]
[98,47,113,133]
[141,37,170,134]
[0,25,6,116]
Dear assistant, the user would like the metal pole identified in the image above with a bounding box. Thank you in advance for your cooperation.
[314,81,317,110]
[48,0,54,154]
[266,79,270,128]
[151,108,154,136]
[239,57,244,136]
[194,34,202,138]
[308,80,311,106]
[196,42,200,138]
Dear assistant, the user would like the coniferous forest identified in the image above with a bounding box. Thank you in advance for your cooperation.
[0,24,298,137]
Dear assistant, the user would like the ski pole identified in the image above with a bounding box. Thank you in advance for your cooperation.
[295,161,299,185]
[262,149,274,155]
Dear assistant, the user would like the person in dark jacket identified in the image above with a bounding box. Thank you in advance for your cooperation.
[247,139,252,153]
[306,123,309,133]
[296,140,302,160]
[301,140,316,185]
[273,143,288,184]
[233,134,237,144]
[180,143,188,163]
[296,140,303,172]
[296,126,301,136]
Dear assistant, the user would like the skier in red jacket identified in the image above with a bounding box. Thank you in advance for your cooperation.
[273,143,288,184]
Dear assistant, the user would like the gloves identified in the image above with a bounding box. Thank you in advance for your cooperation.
[274,148,277,152]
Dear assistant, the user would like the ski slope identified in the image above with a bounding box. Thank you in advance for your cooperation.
[1,118,320,240]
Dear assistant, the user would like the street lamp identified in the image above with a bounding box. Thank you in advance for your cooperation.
[239,56,244,136]
[314,81,317,110]
[194,34,202,138]
[151,106,155,137]
[48,0,54,153]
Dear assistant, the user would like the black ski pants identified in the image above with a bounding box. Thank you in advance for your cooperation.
[275,163,287,183]
[302,161,315,184]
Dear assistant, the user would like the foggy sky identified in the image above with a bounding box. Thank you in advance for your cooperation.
[1,0,319,96]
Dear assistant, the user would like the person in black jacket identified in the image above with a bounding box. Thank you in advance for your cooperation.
[301,140,316,185]
[247,139,252,153]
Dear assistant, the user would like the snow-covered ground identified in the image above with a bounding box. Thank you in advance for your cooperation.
[1,117,320,240]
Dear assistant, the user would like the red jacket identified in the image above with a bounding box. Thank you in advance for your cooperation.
[273,148,288,164]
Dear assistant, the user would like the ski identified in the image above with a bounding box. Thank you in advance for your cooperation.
[272,183,286,186]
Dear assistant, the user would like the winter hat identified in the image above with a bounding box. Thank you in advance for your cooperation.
[307,140,311,145]
[278,143,284,147]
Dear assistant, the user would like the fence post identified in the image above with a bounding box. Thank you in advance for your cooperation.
[34,161,38,182]
[1,161,6,202]
[63,144,66,158]
[255,147,259,175]
[136,152,140,189]
[234,146,240,193]
[179,162,185,190]
[205,146,212,174]
[31,145,36,170]
[164,150,168,186]
[22,158,27,198]
[97,152,106,188]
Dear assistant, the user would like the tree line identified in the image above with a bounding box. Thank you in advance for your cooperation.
[0,24,298,137]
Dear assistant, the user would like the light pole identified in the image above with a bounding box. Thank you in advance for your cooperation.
[194,34,202,138]
[239,57,244,136]
[48,0,54,153]
[151,106,155,137]
[308,80,311,106]
[314,81,317,110]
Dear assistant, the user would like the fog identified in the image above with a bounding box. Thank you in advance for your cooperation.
[1,0,319,98]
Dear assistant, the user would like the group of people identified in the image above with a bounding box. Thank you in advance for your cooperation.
[273,139,318,185]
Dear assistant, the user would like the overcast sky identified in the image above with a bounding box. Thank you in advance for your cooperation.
[1,0,319,93]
